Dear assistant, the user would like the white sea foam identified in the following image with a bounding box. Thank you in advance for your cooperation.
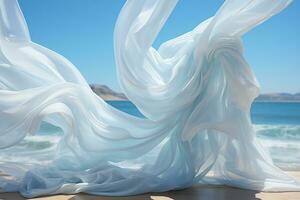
[255,124,300,140]
[0,135,60,164]
[255,124,300,170]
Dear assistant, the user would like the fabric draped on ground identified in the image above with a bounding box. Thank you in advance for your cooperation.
[0,0,299,197]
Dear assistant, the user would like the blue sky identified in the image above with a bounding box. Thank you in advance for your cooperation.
[19,0,300,93]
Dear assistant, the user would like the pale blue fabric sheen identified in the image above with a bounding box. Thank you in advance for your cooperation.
[0,0,299,197]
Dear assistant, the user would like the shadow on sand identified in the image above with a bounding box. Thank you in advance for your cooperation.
[0,186,261,200]
[70,185,260,200]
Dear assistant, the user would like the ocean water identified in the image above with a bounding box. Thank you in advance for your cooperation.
[251,102,300,170]
[3,101,300,170]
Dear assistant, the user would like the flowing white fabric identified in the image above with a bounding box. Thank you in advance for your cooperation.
[0,0,299,197]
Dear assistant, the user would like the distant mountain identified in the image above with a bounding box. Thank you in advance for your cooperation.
[90,84,127,100]
[90,84,300,102]
[255,93,300,102]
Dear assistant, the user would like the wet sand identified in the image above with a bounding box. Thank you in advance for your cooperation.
[0,172,299,200]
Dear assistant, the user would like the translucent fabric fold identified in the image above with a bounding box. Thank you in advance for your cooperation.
[0,0,299,197]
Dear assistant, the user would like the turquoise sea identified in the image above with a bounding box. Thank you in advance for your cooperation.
[10,101,300,170]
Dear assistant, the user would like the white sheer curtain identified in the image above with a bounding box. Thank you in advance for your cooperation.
[0,0,299,197]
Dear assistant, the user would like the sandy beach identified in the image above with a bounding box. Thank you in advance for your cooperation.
[0,171,298,200]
